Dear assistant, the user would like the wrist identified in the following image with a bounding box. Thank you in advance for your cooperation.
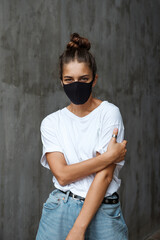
[101,151,115,166]
[73,218,88,233]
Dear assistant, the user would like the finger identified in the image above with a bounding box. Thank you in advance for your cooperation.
[115,157,124,163]
[123,149,127,158]
[111,128,118,142]
[122,140,127,146]
[122,149,127,156]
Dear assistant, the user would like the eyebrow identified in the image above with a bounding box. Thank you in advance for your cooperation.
[64,75,90,78]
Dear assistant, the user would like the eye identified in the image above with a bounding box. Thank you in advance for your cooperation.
[81,78,88,81]
[65,79,72,81]
[64,78,89,82]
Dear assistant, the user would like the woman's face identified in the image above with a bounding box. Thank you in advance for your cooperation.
[61,60,93,85]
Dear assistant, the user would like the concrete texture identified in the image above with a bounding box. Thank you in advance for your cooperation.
[0,0,159,239]
[144,229,160,240]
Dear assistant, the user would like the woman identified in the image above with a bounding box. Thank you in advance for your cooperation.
[36,33,128,240]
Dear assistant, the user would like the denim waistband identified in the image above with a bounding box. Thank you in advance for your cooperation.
[54,188,119,203]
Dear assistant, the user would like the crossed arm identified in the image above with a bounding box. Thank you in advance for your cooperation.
[46,150,117,239]
[72,152,116,231]
[65,152,116,239]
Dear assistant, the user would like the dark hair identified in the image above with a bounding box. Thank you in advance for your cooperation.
[59,33,97,81]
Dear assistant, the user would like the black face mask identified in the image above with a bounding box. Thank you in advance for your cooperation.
[62,79,94,105]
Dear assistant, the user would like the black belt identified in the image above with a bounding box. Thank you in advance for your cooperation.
[58,189,119,204]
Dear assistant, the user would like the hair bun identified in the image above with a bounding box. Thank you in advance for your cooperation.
[66,32,91,51]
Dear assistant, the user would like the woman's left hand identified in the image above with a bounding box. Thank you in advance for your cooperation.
[65,225,85,240]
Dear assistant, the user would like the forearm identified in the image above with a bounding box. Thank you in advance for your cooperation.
[73,169,114,231]
[61,152,114,186]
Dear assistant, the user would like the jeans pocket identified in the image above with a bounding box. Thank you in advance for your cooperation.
[43,189,63,211]
[99,202,121,219]
[98,202,128,239]
[119,209,129,234]
[43,200,61,210]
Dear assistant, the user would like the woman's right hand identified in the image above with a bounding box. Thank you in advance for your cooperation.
[105,128,127,163]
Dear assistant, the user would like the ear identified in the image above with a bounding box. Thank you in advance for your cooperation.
[92,74,98,87]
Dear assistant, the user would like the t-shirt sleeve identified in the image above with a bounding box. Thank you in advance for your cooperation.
[40,117,63,170]
[95,106,125,167]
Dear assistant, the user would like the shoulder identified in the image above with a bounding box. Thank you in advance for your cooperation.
[40,109,60,130]
[101,101,123,125]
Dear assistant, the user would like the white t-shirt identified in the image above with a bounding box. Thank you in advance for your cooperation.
[40,100,125,198]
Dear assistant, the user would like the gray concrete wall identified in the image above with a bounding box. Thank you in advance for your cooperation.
[0,0,159,239]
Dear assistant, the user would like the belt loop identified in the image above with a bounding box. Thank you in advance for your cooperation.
[63,190,70,203]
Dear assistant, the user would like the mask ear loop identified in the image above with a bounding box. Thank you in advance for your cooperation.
[91,76,95,86]
[91,74,96,85]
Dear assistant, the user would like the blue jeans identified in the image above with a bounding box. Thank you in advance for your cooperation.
[36,189,128,240]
